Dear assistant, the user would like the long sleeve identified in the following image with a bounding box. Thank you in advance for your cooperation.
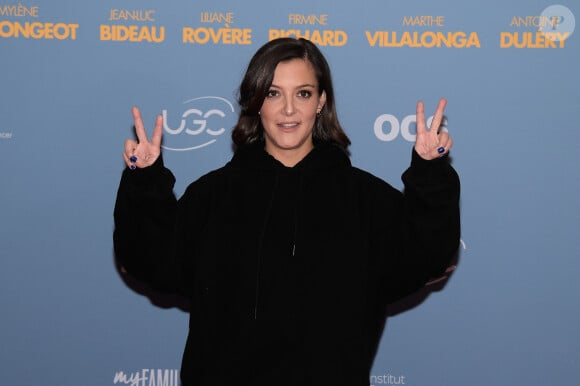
[381,149,461,303]
[113,157,184,293]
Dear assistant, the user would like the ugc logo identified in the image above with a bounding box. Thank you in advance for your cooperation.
[162,96,236,151]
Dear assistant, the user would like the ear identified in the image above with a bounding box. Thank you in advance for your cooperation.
[318,90,327,112]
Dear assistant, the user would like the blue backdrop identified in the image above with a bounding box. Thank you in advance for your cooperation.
[1,1,579,385]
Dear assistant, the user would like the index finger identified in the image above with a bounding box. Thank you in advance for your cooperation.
[150,114,163,148]
[416,100,426,134]
[131,106,149,144]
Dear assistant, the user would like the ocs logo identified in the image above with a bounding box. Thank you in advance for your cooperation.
[162,96,236,151]
[374,113,448,142]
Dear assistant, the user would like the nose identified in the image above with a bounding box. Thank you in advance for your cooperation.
[283,95,295,116]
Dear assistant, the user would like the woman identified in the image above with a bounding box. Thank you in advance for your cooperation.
[114,37,460,386]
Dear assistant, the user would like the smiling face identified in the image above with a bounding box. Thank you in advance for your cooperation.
[259,59,326,167]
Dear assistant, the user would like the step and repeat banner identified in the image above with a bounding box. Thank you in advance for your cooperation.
[1,0,579,385]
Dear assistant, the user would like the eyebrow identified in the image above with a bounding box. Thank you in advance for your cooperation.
[270,83,317,89]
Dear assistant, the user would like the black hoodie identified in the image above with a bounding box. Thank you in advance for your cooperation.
[114,141,460,386]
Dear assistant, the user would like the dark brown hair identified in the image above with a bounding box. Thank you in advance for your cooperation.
[231,38,350,149]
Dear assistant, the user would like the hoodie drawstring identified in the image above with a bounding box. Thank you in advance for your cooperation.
[254,174,279,320]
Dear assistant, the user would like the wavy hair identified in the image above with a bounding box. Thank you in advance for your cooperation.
[231,38,350,150]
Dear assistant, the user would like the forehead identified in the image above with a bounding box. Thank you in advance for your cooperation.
[272,59,318,86]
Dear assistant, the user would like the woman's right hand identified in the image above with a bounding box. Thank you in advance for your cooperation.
[123,106,163,169]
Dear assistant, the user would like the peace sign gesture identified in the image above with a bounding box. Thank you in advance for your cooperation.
[414,98,453,160]
[123,107,163,169]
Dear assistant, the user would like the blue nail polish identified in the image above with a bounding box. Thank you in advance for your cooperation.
[129,164,136,170]
[437,147,445,154]
[129,156,137,163]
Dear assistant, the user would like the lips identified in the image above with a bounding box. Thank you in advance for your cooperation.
[278,122,300,130]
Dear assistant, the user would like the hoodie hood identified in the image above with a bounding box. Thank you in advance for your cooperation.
[228,140,351,174]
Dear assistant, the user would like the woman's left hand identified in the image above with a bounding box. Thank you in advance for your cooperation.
[414,97,453,160]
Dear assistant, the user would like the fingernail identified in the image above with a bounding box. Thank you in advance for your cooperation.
[437,147,445,154]
[129,164,136,170]
[129,156,137,163]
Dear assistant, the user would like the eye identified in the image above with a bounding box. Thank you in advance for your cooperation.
[266,89,279,98]
[297,90,312,98]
